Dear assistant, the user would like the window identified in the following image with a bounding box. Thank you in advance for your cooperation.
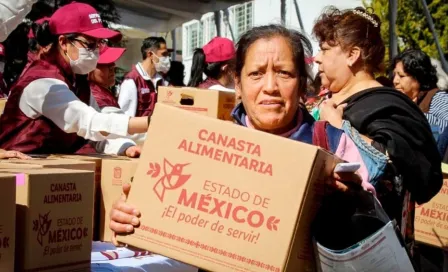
[203,15,216,44]
[185,21,203,58]
[232,1,253,40]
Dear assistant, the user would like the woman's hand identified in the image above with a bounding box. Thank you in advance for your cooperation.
[125,146,141,158]
[319,100,346,129]
[110,183,141,246]
[0,150,31,160]
[327,170,363,193]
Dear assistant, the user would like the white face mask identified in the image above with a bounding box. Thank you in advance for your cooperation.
[67,45,99,75]
[152,53,171,74]
[0,62,5,73]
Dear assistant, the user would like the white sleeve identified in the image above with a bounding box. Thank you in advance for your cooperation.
[93,105,136,155]
[0,0,37,42]
[20,78,131,141]
[118,79,138,117]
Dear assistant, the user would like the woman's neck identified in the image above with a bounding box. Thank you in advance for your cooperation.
[331,72,381,104]
[246,109,302,137]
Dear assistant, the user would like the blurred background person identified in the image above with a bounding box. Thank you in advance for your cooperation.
[391,49,448,137]
[118,36,170,117]
[187,37,235,91]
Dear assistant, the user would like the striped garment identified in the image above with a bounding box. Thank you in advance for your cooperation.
[424,91,448,133]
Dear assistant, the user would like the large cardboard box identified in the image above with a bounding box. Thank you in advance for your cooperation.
[100,158,139,241]
[158,86,235,121]
[0,168,94,271]
[0,174,16,271]
[118,104,339,272]
[414,172,448,247]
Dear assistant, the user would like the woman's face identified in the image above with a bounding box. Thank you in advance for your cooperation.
[89,63,116,88]
[393,61,420,99]
[62,35,98,61]
[235,36,300,133]
[314,42,352,92]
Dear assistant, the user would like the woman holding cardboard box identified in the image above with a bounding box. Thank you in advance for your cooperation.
[0,2,149,154]
[108,24,374,242]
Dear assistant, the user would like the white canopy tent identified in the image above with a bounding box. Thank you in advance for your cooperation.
[114,0,247,33]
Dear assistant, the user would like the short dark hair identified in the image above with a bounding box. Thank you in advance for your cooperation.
[141,36,166,60]
[235,24,313,95]
[313,6,385,73]
[391,49,438,91]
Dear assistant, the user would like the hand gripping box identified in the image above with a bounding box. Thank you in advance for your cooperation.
[118,103,339,272]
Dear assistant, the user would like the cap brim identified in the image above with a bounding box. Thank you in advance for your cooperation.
[82,27,121,40]
[98,47,126,65]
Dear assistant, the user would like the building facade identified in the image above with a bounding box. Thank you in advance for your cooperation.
[181,0,363,84]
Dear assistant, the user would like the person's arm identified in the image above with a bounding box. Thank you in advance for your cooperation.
[0,0,37,42]
[20,78,146,141]
[118,79,138,117]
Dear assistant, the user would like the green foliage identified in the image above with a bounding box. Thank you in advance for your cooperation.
[365,0,448,63]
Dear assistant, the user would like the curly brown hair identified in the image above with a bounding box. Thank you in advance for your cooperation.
[312,6,385,73]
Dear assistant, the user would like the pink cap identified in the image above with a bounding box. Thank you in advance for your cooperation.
[49,2,120,39]
[98,46,126,65]
[0,44,5,57]
[203,37,235,63]
[28,17,50,39]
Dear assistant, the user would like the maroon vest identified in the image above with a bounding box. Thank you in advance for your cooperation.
[0,54,90,154]
[124,65,162,117]
[198,78,223,89]
[90,82,119,109]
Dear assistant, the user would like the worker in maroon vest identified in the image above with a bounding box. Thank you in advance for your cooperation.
[187,37,235,92]
[0,2,149,154]
[89,45,124,110]
[118,36,170,117]
[87,45,141,157]
[0,44,8,97]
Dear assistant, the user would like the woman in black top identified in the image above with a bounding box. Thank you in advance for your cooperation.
[313,6,442,254]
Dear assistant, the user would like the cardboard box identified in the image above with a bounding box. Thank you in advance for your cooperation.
[0,168,94,271]
[158,86,235,121]
[0,174,16,271]
[414,172,448,247]
[100,158,139,241]
[118,103,339,272]
[0,99,6,115]
[0,158,96,172]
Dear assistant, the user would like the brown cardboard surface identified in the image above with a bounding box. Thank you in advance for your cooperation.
[100,158,139,242]
[118,104,337,272]
[0,174,16,271]
[158,86,235,121]
[47,155,120,240]
[0,99,6,115]
[0,158,100,240]
[0,168,94,271]
[415,173,448,248]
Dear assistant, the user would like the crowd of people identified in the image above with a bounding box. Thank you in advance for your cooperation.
[0,1,447,271]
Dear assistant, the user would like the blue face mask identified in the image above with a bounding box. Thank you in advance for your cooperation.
[342,121,388,185]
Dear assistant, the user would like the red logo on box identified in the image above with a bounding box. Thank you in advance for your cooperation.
[32,211,52,246]
[147,158,191,202]
[114,167,122,179]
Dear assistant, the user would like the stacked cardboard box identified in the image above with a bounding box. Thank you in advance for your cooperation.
[0,168,94,271]
[158,86,236,121]
[0,174,16,271]
[100,158,139,241]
